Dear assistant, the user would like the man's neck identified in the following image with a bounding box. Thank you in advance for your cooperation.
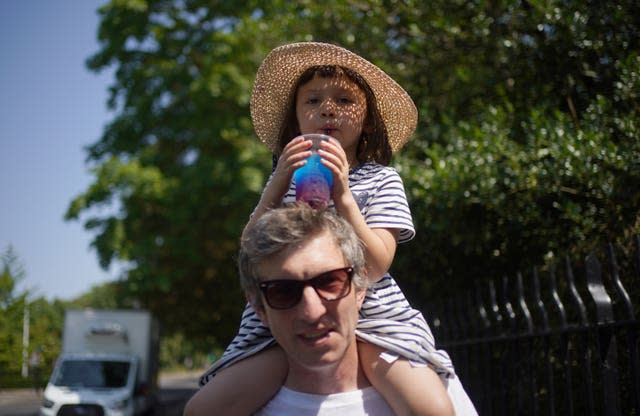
[284,349,371,394]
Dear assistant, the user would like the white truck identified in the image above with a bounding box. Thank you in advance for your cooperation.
[40,309,160,416]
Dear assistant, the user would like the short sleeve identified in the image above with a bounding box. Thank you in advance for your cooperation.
[348,164,415,243]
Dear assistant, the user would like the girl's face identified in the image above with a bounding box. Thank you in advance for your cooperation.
[295,73,368,161]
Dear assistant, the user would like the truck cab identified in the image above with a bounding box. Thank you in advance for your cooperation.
[40,309,159,416]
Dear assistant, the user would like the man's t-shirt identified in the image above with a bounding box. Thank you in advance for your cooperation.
[255,386,395,416]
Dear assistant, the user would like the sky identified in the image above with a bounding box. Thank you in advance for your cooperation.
[0,1,121,301]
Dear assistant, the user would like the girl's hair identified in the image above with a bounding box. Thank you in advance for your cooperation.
[277,65,392,166]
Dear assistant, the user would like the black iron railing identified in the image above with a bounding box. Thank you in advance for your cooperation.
[430,236,640,415]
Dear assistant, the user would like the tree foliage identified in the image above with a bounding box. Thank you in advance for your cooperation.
[391,0,640,307]
[0,247,64,387]
[66,0,640,349]
[0,246,24,309]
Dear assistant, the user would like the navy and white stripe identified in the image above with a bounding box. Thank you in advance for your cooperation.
[357,274,454,377]
[280,163,415,242]
[199,163,453,386]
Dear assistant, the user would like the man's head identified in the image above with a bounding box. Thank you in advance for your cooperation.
[239,203,368,306]
[239,203,368,377]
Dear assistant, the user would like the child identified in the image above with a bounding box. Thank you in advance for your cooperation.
[186,42,476,415]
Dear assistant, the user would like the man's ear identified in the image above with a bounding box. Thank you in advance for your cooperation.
[246,293,270,327]
[355,287,366,310]
[355,269,367,309]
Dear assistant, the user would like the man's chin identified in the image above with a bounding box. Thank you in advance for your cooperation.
[290,345,350,371]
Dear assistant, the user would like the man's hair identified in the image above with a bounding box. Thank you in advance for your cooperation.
[239,203,368,309]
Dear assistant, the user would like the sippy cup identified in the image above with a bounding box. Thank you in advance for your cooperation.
[293,134,334,209]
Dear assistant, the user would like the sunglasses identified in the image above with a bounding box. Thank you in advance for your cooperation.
[258,266,355,310]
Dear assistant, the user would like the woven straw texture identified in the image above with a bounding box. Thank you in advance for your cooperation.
[250,42,417,154]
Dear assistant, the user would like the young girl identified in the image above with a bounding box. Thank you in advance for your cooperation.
[186,42,476,415]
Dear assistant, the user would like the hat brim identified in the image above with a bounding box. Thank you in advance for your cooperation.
[250,42,417,154]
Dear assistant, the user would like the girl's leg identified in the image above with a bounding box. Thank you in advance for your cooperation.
[358,342,454,416]
[183,346,287,416]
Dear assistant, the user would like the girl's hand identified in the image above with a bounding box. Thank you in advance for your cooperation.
[317,137,352,205]
[265,136,312,201]
[242,135,312,239]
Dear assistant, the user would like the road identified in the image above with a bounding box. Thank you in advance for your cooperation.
[0,371,200,416]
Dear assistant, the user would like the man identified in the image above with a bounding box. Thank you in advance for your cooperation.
[184,203,478,414]
[238,203,395,414]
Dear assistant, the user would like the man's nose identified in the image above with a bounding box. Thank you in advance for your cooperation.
[298,286,327,320]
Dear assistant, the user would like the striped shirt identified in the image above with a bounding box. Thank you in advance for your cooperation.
[199,163,454,385]
[282,163,416,243]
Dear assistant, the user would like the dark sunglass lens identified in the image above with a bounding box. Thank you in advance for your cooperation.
[261,267,354,309]
[314,268,351,300]
[266,281,302,309]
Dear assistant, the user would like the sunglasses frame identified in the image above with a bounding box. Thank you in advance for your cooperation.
[258,266,355,310]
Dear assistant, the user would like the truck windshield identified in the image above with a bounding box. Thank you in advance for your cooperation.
[53,360,131,388]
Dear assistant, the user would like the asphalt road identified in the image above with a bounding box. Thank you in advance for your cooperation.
[0,371,200,416]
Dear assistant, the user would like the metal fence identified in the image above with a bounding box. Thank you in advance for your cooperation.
[430,236,640,415]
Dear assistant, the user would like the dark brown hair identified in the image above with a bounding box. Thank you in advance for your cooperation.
[277,65,392,166]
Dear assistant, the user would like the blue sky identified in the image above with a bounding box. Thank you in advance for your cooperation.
[0,1,121,300]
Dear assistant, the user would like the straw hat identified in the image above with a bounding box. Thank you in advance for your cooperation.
[250,42,417,154]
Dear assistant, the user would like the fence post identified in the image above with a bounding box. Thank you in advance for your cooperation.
[607,243,634,320]
[585,251,621,416]
[533,267,555,416]
[489,279,503,335]
[517,272,536,414]
[551,260,574,415]
[476,283,493,415]
[608,241,639,412]
[565,255,595,415]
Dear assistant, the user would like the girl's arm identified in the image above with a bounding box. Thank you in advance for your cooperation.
[319,139,399,282]
[334,191,399,282]
[242,136,312,239]
[359,343,455,416]
[183,346,287,416]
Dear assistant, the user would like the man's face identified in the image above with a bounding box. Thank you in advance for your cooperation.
[253,230,365,373]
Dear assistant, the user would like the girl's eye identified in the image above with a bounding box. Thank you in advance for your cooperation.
[305,98,320,104]
[338,97,353,104]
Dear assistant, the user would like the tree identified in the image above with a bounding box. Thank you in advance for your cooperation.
[0,247,64,387]
[69,280,136,309]
[67,0,640,349]
[0,246,24,308]
[0,246,28,384]
[390,0,640,305]
[23,298,65,384]
[65,1,272,348]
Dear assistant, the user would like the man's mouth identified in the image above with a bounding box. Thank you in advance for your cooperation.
[301,330,331,341]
